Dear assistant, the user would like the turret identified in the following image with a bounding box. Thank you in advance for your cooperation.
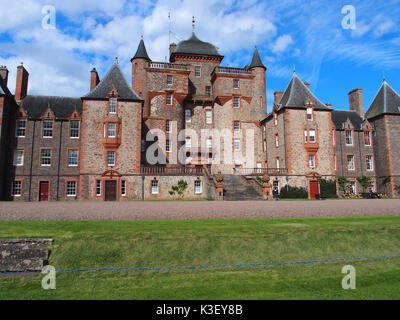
[249,47,267,116]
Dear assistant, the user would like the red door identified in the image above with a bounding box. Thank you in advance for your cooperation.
[309,181,319,199]
[105,180,117,201]
[39,181,49,201]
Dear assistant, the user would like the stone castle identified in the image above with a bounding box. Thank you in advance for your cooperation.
[0,25,399,201]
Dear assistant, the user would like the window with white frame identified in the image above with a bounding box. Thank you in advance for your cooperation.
[194,180,202,194]
[205,86,211,97]
[167,75,173,85]
[41,149,51,166]
[347,155,355,171]
[16,119,26,137]
[43,120,53,138]
[307,107,313,121]
[334,154,337,170]
[70,120,80,138]
[276,158,280,169]
[68,150,79,167]
[185,137,191,149]
[205,109,212,124]
[195,66,201,77]
[345,130,353,145]
[234,121,240,132]
[109,98,117,113]
[234,139,240,151]
[66,181,76,196]
[309,129,316,143]
[96,180,101,196]
[275,135,279,147]
[166,120,172,133]
[274,113,278,126]
[166,139,171,153]
[11,180,22,196]
[350,181,356,194]
[369,181,375,193]
[304,130,308,143]
[206,138,212,149]
[364,131,371,146]
[121,180,126,196]
[233,97,240,108]
[233,79,239,89]
[257,162,262,169]
[332,129,335,145]
[309,155,316,169]
[107,123,116,138]
[151,180,159,194]
[107,151,115,166]
[13,150,24,166]
[366,155,374,171]
[185,109,191,123]
[166,92,172,105]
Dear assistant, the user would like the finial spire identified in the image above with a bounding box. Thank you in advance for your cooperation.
[192,16,195,34]
[115,57,118,64]
[383,70,386,82]
[293,64,296,73]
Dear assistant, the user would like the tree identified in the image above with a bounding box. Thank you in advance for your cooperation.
[338,177,349,195]
[168,180,188,198]
[382,176,391,194]
[357,176,371,193]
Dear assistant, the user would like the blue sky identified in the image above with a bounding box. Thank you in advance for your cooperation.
[1,0,399,113]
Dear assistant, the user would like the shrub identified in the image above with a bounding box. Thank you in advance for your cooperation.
[168,180,188,198]
[319,178,338,198]
[279,186,308,199]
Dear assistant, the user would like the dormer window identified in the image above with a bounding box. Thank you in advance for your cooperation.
[307,107,313,121]
[109,98,117,114]
[345,130,353,145]
[364,131,371,146]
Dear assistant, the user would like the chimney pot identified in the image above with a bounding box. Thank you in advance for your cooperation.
[0,65,9,86]
[169,43,177,61]
[15,64,29,101]
[90,68,100,91]
[348,88,364,117]
[274,91,284,105]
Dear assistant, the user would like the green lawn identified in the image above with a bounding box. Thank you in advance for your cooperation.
[1,216,400,299]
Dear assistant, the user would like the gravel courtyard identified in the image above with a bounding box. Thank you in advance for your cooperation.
[0,199,399,220]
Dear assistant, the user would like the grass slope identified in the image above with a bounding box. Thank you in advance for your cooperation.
[1,216,400,299]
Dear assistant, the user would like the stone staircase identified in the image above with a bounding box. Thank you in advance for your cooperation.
[222,174,263,201]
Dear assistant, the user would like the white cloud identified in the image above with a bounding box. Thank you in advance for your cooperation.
[271,35,293,53]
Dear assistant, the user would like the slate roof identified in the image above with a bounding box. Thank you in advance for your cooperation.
[278,73,330,111]
[0,75,10,96]
[365,80,400,119]
[131,39,151,61]
[20,95,82,120]
[331,110,364,130]
[84,62,143,101]
[249,47,266,69]
[173,32,222,57]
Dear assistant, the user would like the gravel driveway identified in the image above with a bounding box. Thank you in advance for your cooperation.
[0,199,399,220]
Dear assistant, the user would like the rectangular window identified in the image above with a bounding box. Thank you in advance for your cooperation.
[233,79,239,89]
[167,75,173,85]
[13,150,24,166]
[151,180,159,194]
[41,149,51,166]
[334,155,337,171]
[332,129,335,145]
[185,109,191,123]
[16,119,26,137]
[234,139,240,151]
[257,162,262,169]
[350,181,356,194]
[274,113,278,126]
[121,180,126,196]
[276,158,280,169]
[166,139,171,153]
[96,180,101,196]
[12,180,22,196]
[195,66,201,77]
[364,131,371,146]
[307,108,313,121]
[234,121,240,132]
[194,180,202,194]
[43,120,53,138]
[369,181,375,193]
[68,149,79,167]
[185,137,191,149]
[304,130,308,143]
[166,93,172,105]
[166,120,172,133]
[205,109,212,124]
[309,130,316,143]
[366,155,374,171]
[275,135,279,147]
[107,151,115,166]
[233,97,240,108]
[109,98,117,113]
[66,181,76,196]
[206,138,212,149]
[345,130,353,145]
[309,155,316,169]
[205,86,211,97]
[70,120,80,138]
[108,123,116,138]
[347,155,355,171]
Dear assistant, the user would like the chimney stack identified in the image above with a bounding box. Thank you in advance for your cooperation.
[0,66,9,86]
[274,91,284,105]
[90,68,100,91]
[326,103,332,109]
[169,43,176,61]
[304,82,310,89]
[348,88,364,117]
[15,63,29,101]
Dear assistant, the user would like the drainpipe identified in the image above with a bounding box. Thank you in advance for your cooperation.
[28,121,36,201]
[56,120,63,200]
[141,175,145,200]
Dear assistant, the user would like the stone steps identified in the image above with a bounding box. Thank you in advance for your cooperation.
[222,175,263,201]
